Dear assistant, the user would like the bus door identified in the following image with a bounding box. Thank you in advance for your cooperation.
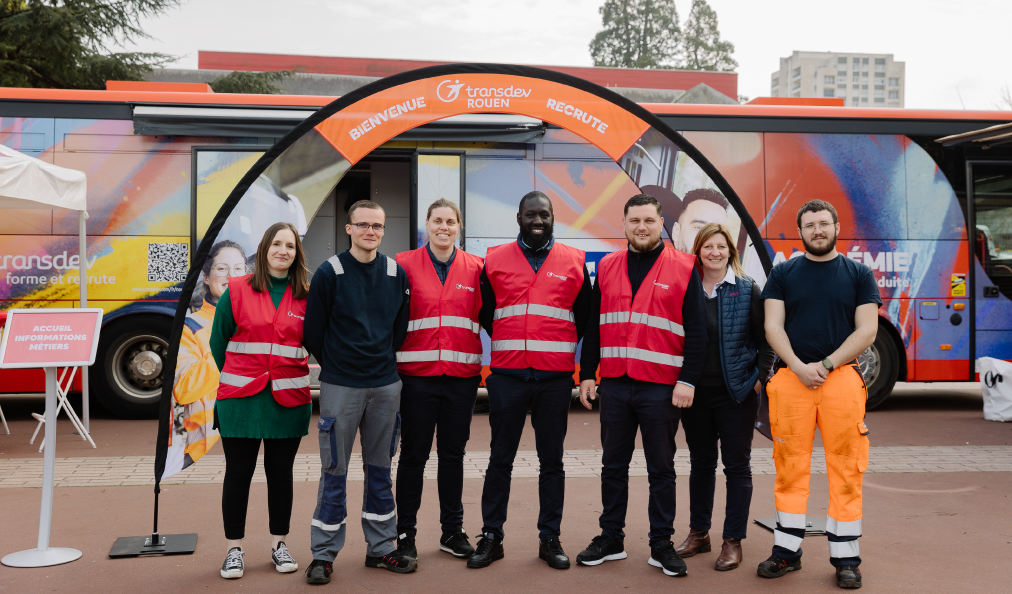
[411,150,465,250]
[968,161,1012,371]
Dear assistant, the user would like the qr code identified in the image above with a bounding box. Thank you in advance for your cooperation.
[147,243,189,282]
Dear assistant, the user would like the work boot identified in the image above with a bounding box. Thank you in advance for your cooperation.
[836,565,863,589]
[757,553,801,578]
[305,559,333,584]
[714,537,742,571]
[365,549,417,573]
[675,529,711,557]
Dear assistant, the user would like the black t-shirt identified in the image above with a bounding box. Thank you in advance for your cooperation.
[761,254,882,364]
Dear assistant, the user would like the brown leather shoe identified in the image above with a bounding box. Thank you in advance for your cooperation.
[674,529,710,557]
[714,537,741,571]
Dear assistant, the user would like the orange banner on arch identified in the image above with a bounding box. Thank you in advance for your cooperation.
[314,74,651,164]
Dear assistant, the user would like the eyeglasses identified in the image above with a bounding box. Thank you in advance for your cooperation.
[351,222,386,232]
[802,221,835,233]
[211,264,247,278]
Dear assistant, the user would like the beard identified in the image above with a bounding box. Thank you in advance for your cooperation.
[802,229,838,256]
[521,222,554,250]
[628,232,661,253]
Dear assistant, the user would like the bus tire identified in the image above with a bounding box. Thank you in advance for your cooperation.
[92,315,172,419]
[859,324,900,411]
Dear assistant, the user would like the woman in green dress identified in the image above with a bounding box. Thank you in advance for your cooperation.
[211,222,312,580]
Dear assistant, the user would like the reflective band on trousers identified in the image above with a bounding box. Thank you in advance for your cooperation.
[776,510,807,530]
[493,303,574,323]
[600,346,684,367]
[311,518,346,531]
[826,517,862,537]
[219,371,255,387]
[272,375,311,391]
[599,311,684,336]
[491,339,577,353]
[774,529,803,552]
[362,510,396,521]
[395,349,482,365]
[828,540,860,558]
[406,315,480,334]
[226,341,308,359]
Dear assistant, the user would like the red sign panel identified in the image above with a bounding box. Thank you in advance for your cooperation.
[0,309,104,368]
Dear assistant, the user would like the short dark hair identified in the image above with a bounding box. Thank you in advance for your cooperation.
[796,199,838,229]
[624,193,662,217]
[518,190,551,213]
[679,188,729,221]
[348,200,385,221]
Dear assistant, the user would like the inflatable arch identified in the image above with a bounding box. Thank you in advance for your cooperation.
[156,63,772,480]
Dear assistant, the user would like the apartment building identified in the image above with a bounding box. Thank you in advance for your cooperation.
[770,51,904,107]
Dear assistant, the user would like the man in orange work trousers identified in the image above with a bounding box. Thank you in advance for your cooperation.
[758,200,881,589]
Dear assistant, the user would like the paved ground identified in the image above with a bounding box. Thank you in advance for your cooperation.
[0,382,1011,592]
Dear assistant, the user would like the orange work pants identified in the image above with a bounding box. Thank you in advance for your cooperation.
[767,364,869,564]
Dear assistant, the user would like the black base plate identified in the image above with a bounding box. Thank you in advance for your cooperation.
[753,517,826,535]
[109,534,197,558]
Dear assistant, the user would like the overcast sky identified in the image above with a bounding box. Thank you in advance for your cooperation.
[129,0,1011,111]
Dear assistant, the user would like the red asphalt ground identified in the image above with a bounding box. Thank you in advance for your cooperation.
[1,382,1011,593]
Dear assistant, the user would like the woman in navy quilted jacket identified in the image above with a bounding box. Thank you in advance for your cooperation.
[676,223,775,571]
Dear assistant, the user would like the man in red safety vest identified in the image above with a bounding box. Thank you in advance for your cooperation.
[467,191,593,571]
[575,194,708,578]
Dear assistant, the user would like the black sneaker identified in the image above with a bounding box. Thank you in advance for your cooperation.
[757,553,802,578]
[396,533,417,560]
[836,565,862,589]
[305,559,333,584]
[539,536,570,570]
[271,541,298,573]
[648,541,687,577]
[220,547,245,579]
[467,533,504,569]
[365,549,417,574]
[440,526,475,558]
[576,534,627,566]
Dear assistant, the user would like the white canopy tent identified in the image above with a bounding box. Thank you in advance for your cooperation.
[0,143,92,431]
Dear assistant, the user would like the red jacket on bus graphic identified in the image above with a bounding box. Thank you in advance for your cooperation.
[484,241,585,371]
[217,275,311,406]
[395,247,484,377]
[598,247,695,386]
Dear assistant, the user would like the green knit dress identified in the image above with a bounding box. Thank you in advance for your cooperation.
[210,275,312,439]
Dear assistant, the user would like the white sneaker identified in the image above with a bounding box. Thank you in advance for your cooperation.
[221,547,245,579]
[272,541,299,573]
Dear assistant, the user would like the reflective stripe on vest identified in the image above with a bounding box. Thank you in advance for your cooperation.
[396,349,482,365]
[406,315,479,334]
[491,339,577,354]
[272,375,311,391]
[226,341,308,359]
[600,346,684,368]
[600,311,683,336]
[494,303,574,323]
[219,371,256,388]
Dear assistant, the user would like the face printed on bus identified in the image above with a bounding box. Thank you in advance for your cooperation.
[673,198,728,253]
[624,203,664,252]
[204,247,246,300]
[347,206,386,253]
[799,210,839,256]
[518,194,554,251]
[267,228,298,276]
[427,206,459,251]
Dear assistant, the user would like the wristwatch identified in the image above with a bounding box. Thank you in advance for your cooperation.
[821,358,835,372]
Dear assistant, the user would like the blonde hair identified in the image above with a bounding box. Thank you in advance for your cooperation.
[426,198,463,231]
[692,223,745,279]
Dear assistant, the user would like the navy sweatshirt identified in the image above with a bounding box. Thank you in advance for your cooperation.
[304,250,410,388]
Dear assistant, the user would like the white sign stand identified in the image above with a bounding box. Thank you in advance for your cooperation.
[0,308,103,568]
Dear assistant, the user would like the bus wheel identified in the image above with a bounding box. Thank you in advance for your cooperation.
[858,326,899,411]
[92,316,171,419]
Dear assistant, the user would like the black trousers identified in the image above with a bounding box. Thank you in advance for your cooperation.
[395,373,481,537]
[221,436,302,540]
[680,383,757,540]
[481,372,572,540]
[599,376,681,548]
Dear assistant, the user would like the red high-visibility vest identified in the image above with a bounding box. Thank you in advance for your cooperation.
[395,247,484,377]
[598,247,695,386]
[217,275,311,406]
[484,241,585,371]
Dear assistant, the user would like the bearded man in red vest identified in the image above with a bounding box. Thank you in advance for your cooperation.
[575,194,708,578]
[467,191,593,571]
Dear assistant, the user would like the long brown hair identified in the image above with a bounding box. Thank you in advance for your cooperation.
[249,222,310,299]
[692,222,745,279]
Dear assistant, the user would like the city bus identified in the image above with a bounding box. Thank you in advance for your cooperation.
[0,85,1009,417]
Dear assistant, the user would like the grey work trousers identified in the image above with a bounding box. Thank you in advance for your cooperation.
[311,380,402,560]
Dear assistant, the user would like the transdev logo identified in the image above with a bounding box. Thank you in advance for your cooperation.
[653,281,669,290]
[437,79,465,103]
[546,271,568,281]
[456,283,475,292]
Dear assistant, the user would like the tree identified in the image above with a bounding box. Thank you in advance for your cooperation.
[589,0,680,69]
[996,85,1012,110]
[209,70,297,94]
[681,0,737,72]
[0,0,179,89]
